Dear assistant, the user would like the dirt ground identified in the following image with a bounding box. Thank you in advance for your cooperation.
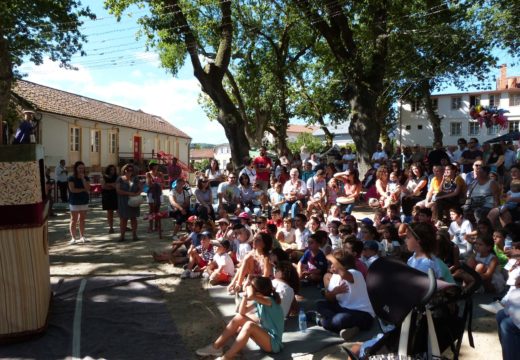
[46,199,502,359]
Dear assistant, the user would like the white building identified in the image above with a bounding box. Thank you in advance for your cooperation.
[313,122,354,146]
[213,143,232,170]
[399,65,520,146]
[11,80,191,173]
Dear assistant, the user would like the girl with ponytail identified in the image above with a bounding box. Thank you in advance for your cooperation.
[196,276,284,359]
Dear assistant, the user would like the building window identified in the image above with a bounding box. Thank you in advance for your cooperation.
[450,122,462,136]
[410,99,421,112]
[405,125,411,130]
[489,94,499,107]
[510,93,520,107]
[469,95,481,107]
[91,130,100,153]
[487,125,500,135]
[431,98,438,111]
[510,121,520,133]
[468,122,480,136]
[451,97,462,110]
[70,127,80,152]
[417,125,423,130]
[109,132,118,154]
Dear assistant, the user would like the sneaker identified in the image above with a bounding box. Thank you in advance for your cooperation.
[79,237,90,243]
[190,271,201,279]
[202,272,210,279]
[180,270,190,279]
[479,300,504,314]
[339,327,360,341]
[68,238,77,245]
[195,343,223,357]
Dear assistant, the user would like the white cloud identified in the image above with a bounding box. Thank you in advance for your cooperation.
[23,59,227,143]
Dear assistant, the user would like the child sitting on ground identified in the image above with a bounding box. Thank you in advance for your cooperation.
[181,230,214,279]
[297,233,328,284]
[204,239,235,285]
[272,261,298,318]
[500,179,520,214]
[454,234,506,293]
[383,171,401,208]
[196,276,285,359]
[361,240,380,268]
[343,236,368,278]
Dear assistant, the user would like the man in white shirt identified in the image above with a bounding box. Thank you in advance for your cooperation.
[54,159,68,202]
[371,143,388,169]
[342,147,357,171]
[282,168,307,218]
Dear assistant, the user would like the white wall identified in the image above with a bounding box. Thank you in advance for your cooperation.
[399,92,520,147]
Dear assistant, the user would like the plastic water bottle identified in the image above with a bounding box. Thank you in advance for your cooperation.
[298,309,307,333]
[505,235,513,251]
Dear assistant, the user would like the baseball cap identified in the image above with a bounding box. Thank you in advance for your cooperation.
[359,217,374,226]
[215,218,230,224]
[238,212,250,220]
[211,239,231,250]
[200,230,212,238]
[363,240,380,252]
[187,215,198,222]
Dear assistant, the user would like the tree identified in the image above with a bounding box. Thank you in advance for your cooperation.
[0,0,95,143]
[287,132,324,156]
[107,0,251,167]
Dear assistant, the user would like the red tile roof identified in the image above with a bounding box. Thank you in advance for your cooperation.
[190,148,214,159]
[287,124,318,133]
[12,80,191,139]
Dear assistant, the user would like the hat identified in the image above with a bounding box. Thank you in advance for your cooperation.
[149,159,158,166]
[187,215,198,222]
[23,109,35,115]
[359,217,374,226]
[363,240,380,252]
[211,239,231,250]
[238,212,250,220]
[200,230,212,238]
[215,218,230,224]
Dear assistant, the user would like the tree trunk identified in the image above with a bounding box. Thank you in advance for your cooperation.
[0,33,13,145]
[349,94,382,177]
[421,81,443,145]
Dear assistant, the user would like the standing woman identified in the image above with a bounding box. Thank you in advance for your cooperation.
[146,160,164,232]
[68,161,90,244]
[116,164,143,242]
[102,164,118,234]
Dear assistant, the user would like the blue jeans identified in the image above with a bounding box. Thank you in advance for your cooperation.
[497,309,520,360]
[282,200,301,219]
[316,299,373,333]
[344,203,354,215]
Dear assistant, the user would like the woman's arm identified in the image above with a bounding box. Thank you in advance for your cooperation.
[412,178,428,196]
[376,179,387,199]
[480,257,499,281]
[491,180,500,207]
[69,177,90,193]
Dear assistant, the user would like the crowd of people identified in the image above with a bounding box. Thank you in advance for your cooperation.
[56,138,520,359]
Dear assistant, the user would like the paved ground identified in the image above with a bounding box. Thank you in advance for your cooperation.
[45,198,503,359]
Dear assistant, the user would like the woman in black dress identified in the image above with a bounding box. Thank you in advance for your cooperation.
[102,165,118,233]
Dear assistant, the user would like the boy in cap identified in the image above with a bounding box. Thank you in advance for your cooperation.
[204,239,235,285]
[361,240,380,268]
[181,230,215,279]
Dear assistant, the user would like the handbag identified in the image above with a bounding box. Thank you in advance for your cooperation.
[128,195,144,207]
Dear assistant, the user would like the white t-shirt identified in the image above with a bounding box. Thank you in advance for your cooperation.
[306,177,326,198]
[295,228,311,250]
[448,219,473,256]
[329,234,342,250]
[371,151,388,169]
[213,252,235,276]
[328,271,375,317]
[277,228,296,244]
[283,179,307,198]
[237,242,252,262]
[272,279,295,318]
[342,153,356,171]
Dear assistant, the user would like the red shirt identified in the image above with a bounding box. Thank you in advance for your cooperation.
[253,156,272,182]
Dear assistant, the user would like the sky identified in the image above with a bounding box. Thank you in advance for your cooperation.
[19,1,519,144]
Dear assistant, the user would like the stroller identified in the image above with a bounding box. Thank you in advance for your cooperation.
[345,257,481,360]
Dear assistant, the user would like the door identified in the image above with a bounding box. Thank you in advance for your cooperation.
[133,136,142,162]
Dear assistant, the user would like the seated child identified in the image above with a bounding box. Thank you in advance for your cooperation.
[361,240,380,268]
[204,239,235,285]
[297,233,328,283]
[343,236,368,278]
[196,276,285,358]
[383,171,401,208]
[180,230,214,279]
[317,250,375,340]
[272,261,298,318]
[454,234,506,293]
[152,219,204,264]
[500,179,520,214]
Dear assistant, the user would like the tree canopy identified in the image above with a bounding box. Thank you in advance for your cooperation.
[0,0,95,134]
